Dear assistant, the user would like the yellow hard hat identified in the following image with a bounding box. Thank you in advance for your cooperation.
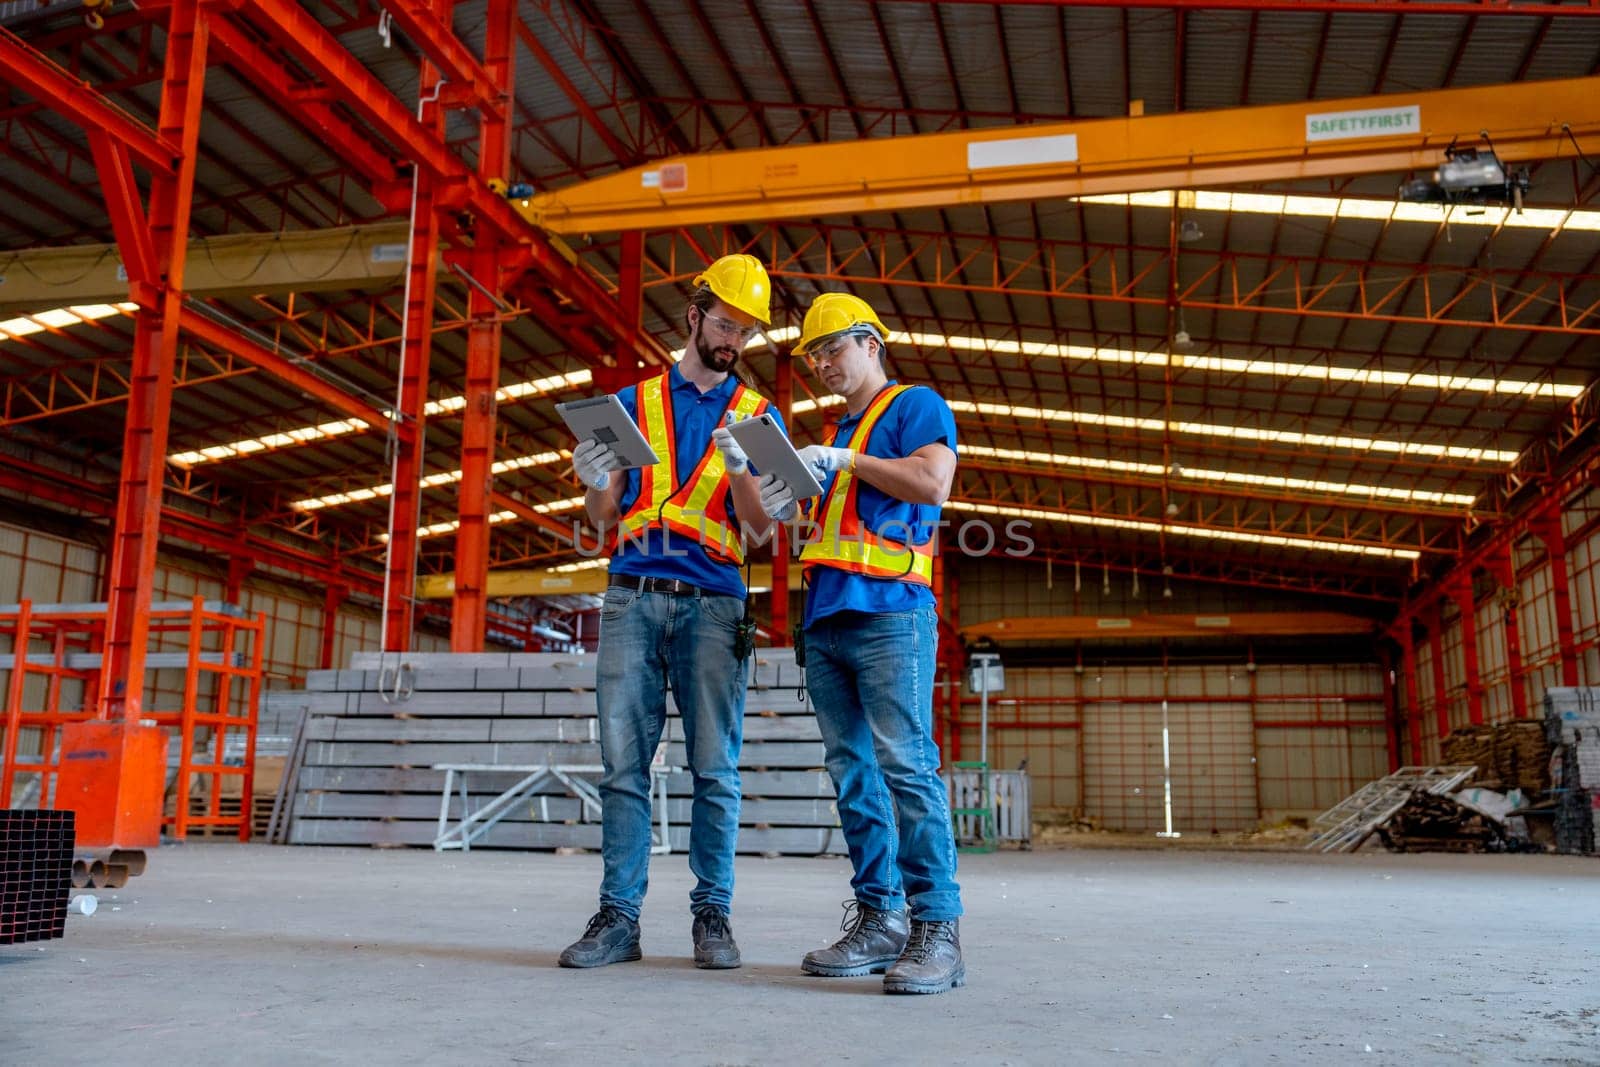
[691,253,772,326]
[794,292,889,355]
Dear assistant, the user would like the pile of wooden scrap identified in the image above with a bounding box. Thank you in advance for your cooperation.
[1377,789,1507,853]
[1441,720,1551,794]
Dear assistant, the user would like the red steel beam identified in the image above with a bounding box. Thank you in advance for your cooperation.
[0,455,386,599]
[232,0,666,366]
[488,490,584,545]
[176,306,394,433]
[206,17,403,196]
[85,132,157,296]
[377,2,500,109]
[649,223,1600,337]
[0,26,178,177]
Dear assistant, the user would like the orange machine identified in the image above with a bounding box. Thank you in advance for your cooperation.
[52,721,168,850]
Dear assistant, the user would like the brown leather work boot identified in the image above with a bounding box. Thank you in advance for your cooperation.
[883,918,964,995]
[802,900,909,977]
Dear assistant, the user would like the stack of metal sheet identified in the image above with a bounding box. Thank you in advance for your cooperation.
[263,652,847,855]
[1543,688,1600,854]
[0,808,74,945]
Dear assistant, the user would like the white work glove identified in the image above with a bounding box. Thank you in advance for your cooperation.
[573,436,622,491]
[759,473,797,522]
[711,412,750,475]
[797,444,854,482]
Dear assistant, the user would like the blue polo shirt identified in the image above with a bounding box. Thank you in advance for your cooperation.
[804,383,958,627]
[609,365,783,599]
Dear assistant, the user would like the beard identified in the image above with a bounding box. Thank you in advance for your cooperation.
[695,331,740,373]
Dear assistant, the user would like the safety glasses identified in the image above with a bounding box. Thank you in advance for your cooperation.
[803,334,858,369]
[698,310,761,343]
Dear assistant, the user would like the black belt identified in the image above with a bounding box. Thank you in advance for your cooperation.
[609,574,715,598]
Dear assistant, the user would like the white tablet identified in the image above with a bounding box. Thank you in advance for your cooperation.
[727,412,825,499]
[555,394,660,470]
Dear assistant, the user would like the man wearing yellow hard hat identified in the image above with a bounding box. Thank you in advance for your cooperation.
[758,292,966,995]
[562,253,783,972]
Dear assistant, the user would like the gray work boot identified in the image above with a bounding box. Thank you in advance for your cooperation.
[802,900,909,977]
[558,907,641,968]
[883,919,965,994]
[692,905,741,969]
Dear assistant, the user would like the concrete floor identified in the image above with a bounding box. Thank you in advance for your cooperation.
[2,843,1597,1065]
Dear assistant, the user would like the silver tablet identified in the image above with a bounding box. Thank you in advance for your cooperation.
[555,394,660,470]
[727,412,825,499]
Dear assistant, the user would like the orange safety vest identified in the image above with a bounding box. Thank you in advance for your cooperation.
[615,372,769,565]
[799,384,934,586]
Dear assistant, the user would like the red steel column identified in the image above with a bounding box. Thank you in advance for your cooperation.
[1531,504,1580,687]
[1447,576,1485,725]
[100,0,208,720]
[450,0,516,650]
[1489,547,1530,719]
[224,553,253,604]
[1426,605,1451,743]
[381,52,445,652]
[1377,644,1400,772]
[381,191,438,651]
[1398,622,1422,763]
[320,585,348,670]
[944,565,962,763]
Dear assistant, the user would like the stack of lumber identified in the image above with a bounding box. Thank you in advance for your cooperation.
[1441,720,1552,794]
[261,651,846,855]
[1377,790,1506,853]
[1543,688,1599,855]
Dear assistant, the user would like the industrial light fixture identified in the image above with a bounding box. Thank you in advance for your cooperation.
[291,450,565,512]
[948,500,1422,560]
[1079,189,1600,234]
[378,495,585,542]
[947,399,1518,464]
[960,444,1477,507]
[0,302,137,342]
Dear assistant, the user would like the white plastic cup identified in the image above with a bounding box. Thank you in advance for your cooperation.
[68,895,98,917]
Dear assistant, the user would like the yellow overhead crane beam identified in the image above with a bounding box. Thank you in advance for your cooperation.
[0,222,412,314]
[417,564,776,600]
[516,76,1600,235]
[962,612,1378,643]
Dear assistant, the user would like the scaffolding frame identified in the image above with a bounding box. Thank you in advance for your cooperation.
[0,596,264,840]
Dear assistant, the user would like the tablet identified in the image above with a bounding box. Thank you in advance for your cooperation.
[727,412,825,499]
[555,394,660,470]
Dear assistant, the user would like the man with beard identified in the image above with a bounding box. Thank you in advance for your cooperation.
[561,253,783,971]
[755,292,965,995]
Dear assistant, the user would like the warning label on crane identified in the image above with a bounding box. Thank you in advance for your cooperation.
[1305,105,1420,143]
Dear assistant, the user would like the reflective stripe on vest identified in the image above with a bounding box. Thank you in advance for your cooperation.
[798,384,934,586]
[614,373,769,564]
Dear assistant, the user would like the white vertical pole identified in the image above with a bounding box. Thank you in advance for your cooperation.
[979,674,989,768]
[1157,697,1181,838]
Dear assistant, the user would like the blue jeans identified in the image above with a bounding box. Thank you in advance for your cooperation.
[595,583,747,921]
[804,605,962,922]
